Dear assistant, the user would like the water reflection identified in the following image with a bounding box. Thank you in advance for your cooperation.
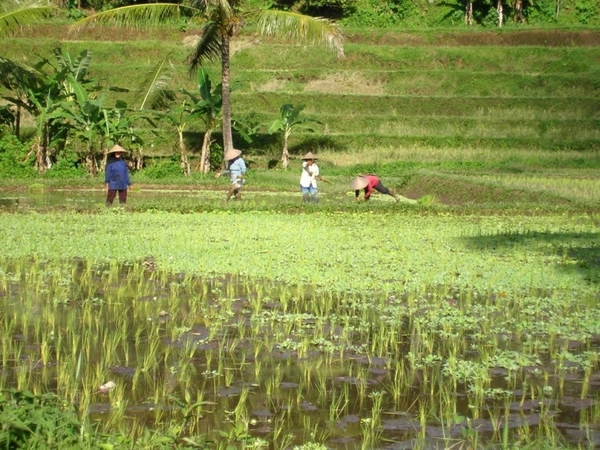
[0,256,599,448]
[0,190,103,208]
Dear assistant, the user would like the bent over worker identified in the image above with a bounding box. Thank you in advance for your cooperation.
[350,174,399,202]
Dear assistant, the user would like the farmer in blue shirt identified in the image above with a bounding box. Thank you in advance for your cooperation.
[215,148,247,201]
[105,144,132,206]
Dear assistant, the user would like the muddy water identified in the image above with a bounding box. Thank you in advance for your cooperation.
[0,189,204,209]
[0,260,599,449]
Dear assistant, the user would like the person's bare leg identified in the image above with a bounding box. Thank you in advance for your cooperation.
[226,185,235,201]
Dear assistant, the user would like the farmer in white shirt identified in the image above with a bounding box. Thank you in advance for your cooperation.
[299,152,325,203]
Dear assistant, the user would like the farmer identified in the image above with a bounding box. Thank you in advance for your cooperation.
[215,148,247,201]
[299,151,326,203]
[105,144,132,206]
[351,174,399,202]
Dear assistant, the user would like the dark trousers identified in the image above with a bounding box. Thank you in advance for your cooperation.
[106,189,127,205]
[373,181,391,195]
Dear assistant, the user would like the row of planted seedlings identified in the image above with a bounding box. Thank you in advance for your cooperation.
[0,256,599,448]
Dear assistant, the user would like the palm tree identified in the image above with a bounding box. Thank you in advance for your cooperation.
[0,0,56,39]
[0,0,57,139]
[72,1,344,155]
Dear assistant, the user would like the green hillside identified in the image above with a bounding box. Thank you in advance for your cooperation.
[2,23,600,169]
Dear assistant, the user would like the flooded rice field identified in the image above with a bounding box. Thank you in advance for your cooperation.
[1,257,599,449]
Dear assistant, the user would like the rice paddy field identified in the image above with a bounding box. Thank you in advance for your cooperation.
[0,181,599,449]
[1,20,600,450]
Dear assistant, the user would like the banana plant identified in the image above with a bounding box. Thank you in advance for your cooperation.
[268,104,322,169]
[62,75,140,175]
[182,67,223,174]
[53,48,95,98]
[2,59,71,172]
[161,100,192,177]
[0,47,96,172]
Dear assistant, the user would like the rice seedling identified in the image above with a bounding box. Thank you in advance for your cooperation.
[0,209,598,448]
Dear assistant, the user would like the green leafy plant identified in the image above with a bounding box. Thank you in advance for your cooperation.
[182,67,223,174]
[268,103,322,169]
[0,389,86,448]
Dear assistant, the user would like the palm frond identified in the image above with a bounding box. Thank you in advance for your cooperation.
[0,0,56,39]
[187,22,222,73]
[137,56,176,110]
[212,0,235,21]
[70,3,200,31]
[256,10,344,58]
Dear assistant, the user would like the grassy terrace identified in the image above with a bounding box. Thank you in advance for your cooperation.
[3,25,599,162]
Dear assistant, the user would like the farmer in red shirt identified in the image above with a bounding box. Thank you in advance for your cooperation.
[350,174,399,202]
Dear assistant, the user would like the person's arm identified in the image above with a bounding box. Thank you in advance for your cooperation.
[125,164,132,187]
[355,189,361,200]
[238,159,247,178]
[215,161,232,178]
[364,184,373,200]
[105,164,111,192]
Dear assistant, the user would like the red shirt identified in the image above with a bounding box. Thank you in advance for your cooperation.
[364,175,379,199]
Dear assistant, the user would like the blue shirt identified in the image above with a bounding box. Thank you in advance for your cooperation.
[105,159,131,190]
[226,157,247,183]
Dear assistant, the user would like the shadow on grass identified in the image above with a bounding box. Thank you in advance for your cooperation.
[463,228,600,287]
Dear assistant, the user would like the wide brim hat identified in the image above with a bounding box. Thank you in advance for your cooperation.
[301,152,318,160]
[224,148,242,161]
[350,175,369,190]
[107,144,128,155]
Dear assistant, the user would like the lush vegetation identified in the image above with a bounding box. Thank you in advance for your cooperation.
[1,210,599,448]
[1,0,599,179]
[1,1,600,448]
[26,0,600,27]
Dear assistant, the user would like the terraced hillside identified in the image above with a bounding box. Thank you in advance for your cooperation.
[3,24,600,167]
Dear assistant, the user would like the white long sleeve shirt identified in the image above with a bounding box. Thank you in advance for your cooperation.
[300,162,319,188]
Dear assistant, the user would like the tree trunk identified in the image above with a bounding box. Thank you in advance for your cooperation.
[465,0,473,25]
[86,152,98,177]
[497,0,504,27]
[281,136,289,169]
[137,151,143,170]
[32,138,44,173]
[178,129,190,177]
[220,33,233,154]
[34,123,51,173]
[513,0,523,22]
[556,0,560,17]
[15,104,21,138]
[198,129,212,173]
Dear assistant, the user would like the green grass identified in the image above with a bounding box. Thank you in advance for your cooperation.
[3,27,599,163]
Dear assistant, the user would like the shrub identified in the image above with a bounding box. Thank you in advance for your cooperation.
[44,148,88,179]
[140,156,184,179]
[0,389,86,449]
[0,136,36,178]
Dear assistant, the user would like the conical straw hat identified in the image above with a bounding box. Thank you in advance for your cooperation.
[107,144,128,154]
[350,175,369,190]
[301,152,318,160]
[224,148,242,161]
